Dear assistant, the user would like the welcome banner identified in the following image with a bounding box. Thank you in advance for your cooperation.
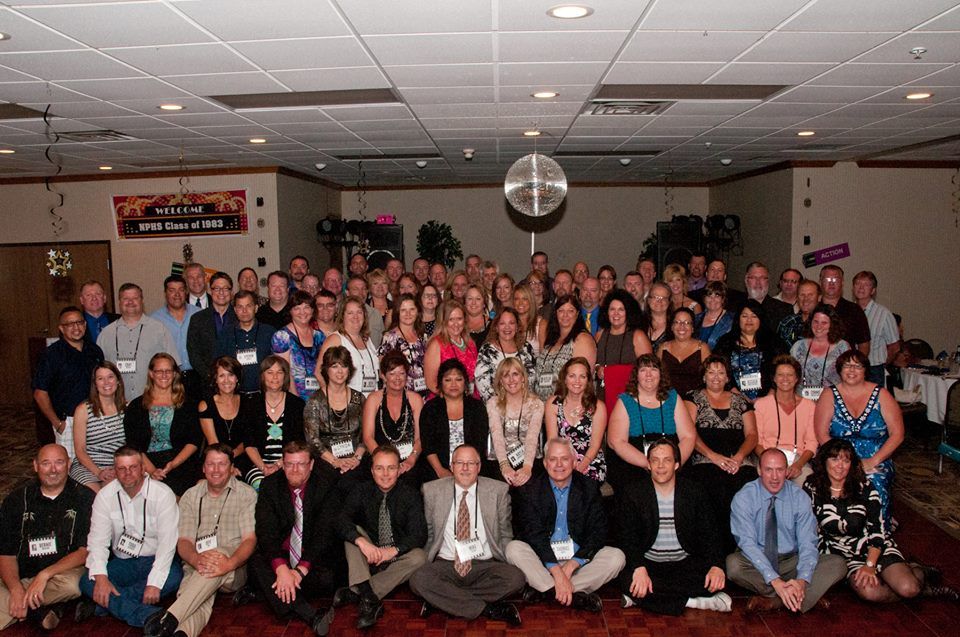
[112,190,248,239]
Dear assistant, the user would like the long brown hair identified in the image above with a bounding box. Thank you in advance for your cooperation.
[337,295,371,341]
[142,353,185,408]
[435,299,466,346]
[486,307,524,351]
[89,361,126,417]
[807,438,867,499]
[554,356,597,414]
[624,353,671,401]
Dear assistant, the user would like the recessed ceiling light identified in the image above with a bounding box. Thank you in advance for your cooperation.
[532,91,558,99]
[547,4,593,19]
[523,130,542,137]
[98,165,112,170]
[158,104,185,111]
[0,149,15,154]
[0,33,10,41]
[249,138,267,144]
[797,130,815,137]
[905,92,933,100]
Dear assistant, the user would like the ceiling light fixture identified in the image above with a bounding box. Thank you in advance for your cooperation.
[547,4,593,19]
[249,138,267,144]
[909,46,927,59]
[0,33,10,41]
[905,92,933,100]
[797,131,816,137]
[523,130,542,137]
[532,91,558,99]
[415,160,427,169]
[0,149,15,154]
[158,104,184,111]
[98,165,112,170]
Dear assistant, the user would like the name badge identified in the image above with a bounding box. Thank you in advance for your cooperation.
[303,376,320,392]
[116,531,144,558]
[116,359,137,374]
[455,537,485,562]
[28,535,57,557]
[195,533,218,553]
[506,442,526,470]
[396,441,414,460]
[362,376,377,393]
[801,387,823,401]
[413,377,427,392]
[538,373,554,391]
[551,538,575,561]
[236,349,258,366]
[778,447,798,465]
[738,372,762,391]
[331,438,355,459]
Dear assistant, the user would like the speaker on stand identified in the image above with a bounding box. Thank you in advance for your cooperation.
[358,224,404,271]
[656,219,702,274]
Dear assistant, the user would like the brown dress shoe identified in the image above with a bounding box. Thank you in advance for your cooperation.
[746,595,783,612]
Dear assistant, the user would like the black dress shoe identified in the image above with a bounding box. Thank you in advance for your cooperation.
[522,586,545,604]
[572,592,603,613]
[144,610,179,637]
[74,598,96,624]
[333,586,361,608]
[923,585,960,602]
[419,601,434,618]
[311,606,334,636]
[356,597,384,630]
[232,586,258,607]
[483,601,521,626]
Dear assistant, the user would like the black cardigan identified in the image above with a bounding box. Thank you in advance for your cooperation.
[242,392,306,453]
[123,395,201,455]
[419,395,489,469]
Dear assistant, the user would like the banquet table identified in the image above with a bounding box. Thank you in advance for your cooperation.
[901,368,958,424]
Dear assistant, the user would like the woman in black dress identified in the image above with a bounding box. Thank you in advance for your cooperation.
[199,355,253,477]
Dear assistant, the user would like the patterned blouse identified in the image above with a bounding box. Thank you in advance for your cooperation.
[688,389,755,466]
[474,341,537,403]
[378,329,428,396]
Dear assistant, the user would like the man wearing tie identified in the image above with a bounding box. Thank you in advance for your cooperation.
[409,444,525,625]
[727,448,846,612]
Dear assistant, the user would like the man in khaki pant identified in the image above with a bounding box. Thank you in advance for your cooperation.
[143,444,257,637]
[0,444,94,630]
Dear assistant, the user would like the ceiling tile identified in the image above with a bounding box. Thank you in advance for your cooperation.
[411,104,498,118]
[401,87,496,104]
[500,62,608,86]
[498,0,652,31]
[270,67,390,91]
[782,0,960,32]
[340,0,492,35]
[161,72,285,95]
[604,62,725,84]
[0,50,143,80]
[0,65,39,82]
[810,62,950,86]
[707,62,833,84]
[385,64,494,88]
[58,77,190,100]
[620,30,761,62]
[364,33,493,65]
[499,31,628,63]
[771,85,887,102]
[21,3,213,47]
[856,32,960,63]
[231,37,373,71]
[497,85,594,102]
[104,44,257,76]
[739,32,894,63]
[323,104,413,121]
[642,0,809,30]
[177,0,352,39]
[0,7,82,51]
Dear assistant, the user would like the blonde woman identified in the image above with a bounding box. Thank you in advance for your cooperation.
[663,263,702,313]
[486,357,545,487]
[318,295,380,397]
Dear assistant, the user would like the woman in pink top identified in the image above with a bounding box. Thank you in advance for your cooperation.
[423,299,479,399]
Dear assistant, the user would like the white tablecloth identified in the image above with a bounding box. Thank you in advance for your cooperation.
[901,368,958,424]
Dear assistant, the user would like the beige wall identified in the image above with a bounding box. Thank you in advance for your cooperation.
[340,184,709,280]
[791,162,960,352]
[276,173,341,274]
[0,172,280,311]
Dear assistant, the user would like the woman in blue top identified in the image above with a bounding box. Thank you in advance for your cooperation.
[606,353,696,492]
[271,289,325,401]
[695,281,734,349]
[713,299,785,401]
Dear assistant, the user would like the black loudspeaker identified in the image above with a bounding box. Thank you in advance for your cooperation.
[657,220,701,274]
[359,224,404,271]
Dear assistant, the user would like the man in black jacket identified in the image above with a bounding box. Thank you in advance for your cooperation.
[506,438,625,612]
[333,445,427,629]
[618,438,731,615]
[246,441,336,636]
[185,271,237,395]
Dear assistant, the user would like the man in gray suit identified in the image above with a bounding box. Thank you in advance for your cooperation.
[409,445,525,625]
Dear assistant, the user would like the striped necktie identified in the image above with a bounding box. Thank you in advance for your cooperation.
[453,490,471,576]
[289,488,303,567]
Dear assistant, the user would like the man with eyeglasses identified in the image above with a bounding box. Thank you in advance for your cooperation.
[78,447,182,627]
[143,444,257,637]
[744,262,792,335]
[152,275,200,399]
[818,265,870,357]
[774,268,802,312]
[244,441,336,636]
[579,278,601,336]
[187,271,237,393]
[33,306,104,456]
[332,445,427,629]
[410,444,525,626]
[216,291,276,394]
[506,438,625,613]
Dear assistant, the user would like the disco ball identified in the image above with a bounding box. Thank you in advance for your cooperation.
[504,153,568,217]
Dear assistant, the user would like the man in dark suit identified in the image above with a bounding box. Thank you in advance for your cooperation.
[333,445,427,630]
[409,445,525,625]
[186,271,237,396]
[691,260,747,312]
[744,262,793,334]
[245,441,336,636]
[506,438,624,612]
[618,438,731,615]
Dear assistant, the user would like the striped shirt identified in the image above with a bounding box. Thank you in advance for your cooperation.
[644,492,688,562]
[862,300,898,366]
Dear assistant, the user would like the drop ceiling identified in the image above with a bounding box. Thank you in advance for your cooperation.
[1,0,959,186]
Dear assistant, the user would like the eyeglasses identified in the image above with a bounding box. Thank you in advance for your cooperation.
[60,320,85,328]
[672,320,692,327]
[451,460,480,468]
[599,275,615,281]
[649,295,669,302]
[822,277,841,284]
[211,286,233,293]
[704,291,724,298]
[842,363,865,370]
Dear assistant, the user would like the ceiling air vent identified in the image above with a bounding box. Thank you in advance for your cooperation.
[58,130,139,142]
[586,100,674,116]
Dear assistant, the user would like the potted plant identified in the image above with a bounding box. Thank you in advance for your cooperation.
[416,220,463,269]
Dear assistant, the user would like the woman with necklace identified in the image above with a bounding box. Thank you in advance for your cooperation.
[304,346,365,482]
[419,283,440,338]
[695,282,733,350]
[513,283,542,354]
[475,308,536,403]
[361,350,424,484]
[199,356,252,476]
[804,439,956,603]
[754,355,818,484]
[644,282,672,352]
[487,357,544,487]
[684,355,758,550]
[545,357,607,483]
[713,299,785,401]
[421,358,490,480]
[663,264,702,313]
[423,299,479,398]
[123,353,200,496]
[242,355,305,490]
[367,268,393,330]
[790,303,850,400]
[533,294,596,401]
[272,289,325,401]
[464,283,491,349]
[318,295,380,397]
[606,353,696,492]
[658,307,711,397]
[71,361,127,492]
[378,293,428,397]
[595,289,652,415]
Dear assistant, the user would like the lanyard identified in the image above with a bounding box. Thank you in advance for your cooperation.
[196,487,232,541]
[504,397,525,445]
[115,324,144,361]
[347,333,376,378]
[635,396,665,440]
[801,341,831,387]
[773,394,798,450]
[118,481,149,538]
